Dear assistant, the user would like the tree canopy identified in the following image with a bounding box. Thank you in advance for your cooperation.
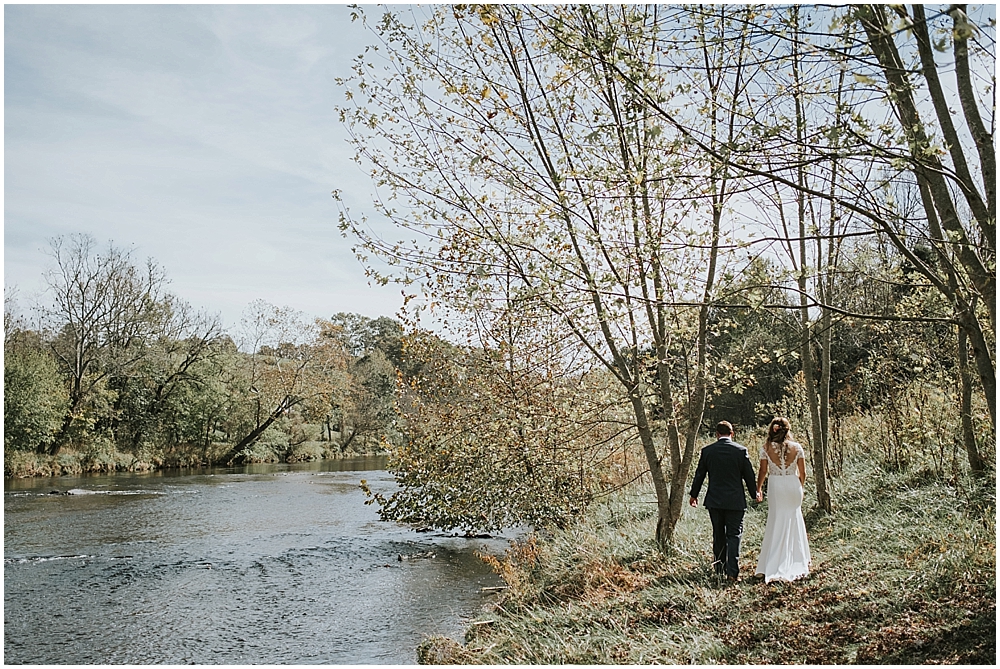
[336,3,994,543]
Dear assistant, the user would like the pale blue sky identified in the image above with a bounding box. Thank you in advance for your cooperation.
[5,4,402,330]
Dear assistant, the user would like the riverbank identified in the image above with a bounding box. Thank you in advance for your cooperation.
[419,460,995,663]
[3,440,384,478]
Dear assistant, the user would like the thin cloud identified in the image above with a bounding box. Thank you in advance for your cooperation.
[5,4,399,329]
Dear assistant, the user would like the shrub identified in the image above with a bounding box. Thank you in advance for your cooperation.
[4,346,69,452]
[233,425,288,464]
[286,440,326,462]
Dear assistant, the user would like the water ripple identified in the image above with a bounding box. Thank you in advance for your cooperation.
[4,459,505,664]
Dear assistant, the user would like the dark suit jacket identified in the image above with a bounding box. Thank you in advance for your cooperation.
[688,437,757,510]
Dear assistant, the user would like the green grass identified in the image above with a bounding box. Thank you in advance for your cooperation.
[420,460,995,664]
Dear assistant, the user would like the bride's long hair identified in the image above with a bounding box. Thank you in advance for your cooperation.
[766,417,793,461]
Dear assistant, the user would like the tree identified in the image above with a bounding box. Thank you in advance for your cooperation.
[603,4,995,466]
[705,258,801,427]
[4,331,69,453]
[338,5,767,546]
[854,4,995,466]
[330,312,404,364]
[364,327,626,533]
[337,347,396,450]
[105,297,224,451]
[223,301,346,463]
[326,313,405,449]
[41,234,170,454]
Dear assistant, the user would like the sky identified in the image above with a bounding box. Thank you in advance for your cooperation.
[5,4,404,331]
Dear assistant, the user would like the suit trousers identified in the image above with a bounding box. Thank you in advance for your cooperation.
[708,507,745,578]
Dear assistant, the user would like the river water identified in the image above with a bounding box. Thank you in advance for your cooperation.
[4,458,507,664]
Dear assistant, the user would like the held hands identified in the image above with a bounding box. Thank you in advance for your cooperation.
[755,489,763,503]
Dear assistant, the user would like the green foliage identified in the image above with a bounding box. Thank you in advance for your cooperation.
[80,434,159,473]
[7,236,414,475]
[4,450,57,478]
[2,305,390,476]
[234,424,289,464]
[330,312,404,365]
[705,257,800,427]
[364,331,630,533]
[848,380,992,477]
[286,440,328,462]
[161,358,239,448]
[108,333,230,452]
[3,341,69,452]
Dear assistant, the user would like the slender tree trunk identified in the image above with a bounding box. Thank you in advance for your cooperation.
[958,326,986,473]
[628,385,674,549]
[948,4,996,239]
[957,308,997,429]
[204,418,213,456]
[820,309,832,472]
[799,301,831,510]
[791,7,832,511]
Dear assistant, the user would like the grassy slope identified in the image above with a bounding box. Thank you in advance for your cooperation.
[419,461,995,664]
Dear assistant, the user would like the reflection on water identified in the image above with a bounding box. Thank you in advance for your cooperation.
[4,457,506,664]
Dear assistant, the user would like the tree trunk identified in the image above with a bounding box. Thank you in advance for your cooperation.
[627,392,673,549]
[800,316,832,511]
[909,4,991,235]
[819,308,833,477]
[225,399,289,464]
[957,308,997,429]
[948,4,996,237]
[791,10,832,512]
[340,426,358,451]
[48,396,84,456]
[48,413,73,455]
[912,174,997,431]
[858,5,995,330]
[958,326,986,473]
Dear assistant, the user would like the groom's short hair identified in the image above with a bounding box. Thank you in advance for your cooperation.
[716,421,733,436]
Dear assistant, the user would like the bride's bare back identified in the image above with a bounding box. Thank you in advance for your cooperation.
[760,440,804,477]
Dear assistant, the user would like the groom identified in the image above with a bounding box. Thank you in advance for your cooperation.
[688,421,761,582]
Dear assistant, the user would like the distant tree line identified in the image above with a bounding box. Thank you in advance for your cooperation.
[4,234,408,476]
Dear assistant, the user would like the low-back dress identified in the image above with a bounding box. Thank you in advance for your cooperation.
[755,440,811,582]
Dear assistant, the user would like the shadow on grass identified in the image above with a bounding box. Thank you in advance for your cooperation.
[803,504,833,532]
[856,603,996,664]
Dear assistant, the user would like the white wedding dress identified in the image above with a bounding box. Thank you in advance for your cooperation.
[755,441,811,582]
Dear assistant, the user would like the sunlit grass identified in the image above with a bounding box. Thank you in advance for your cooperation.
[420,459,995,664]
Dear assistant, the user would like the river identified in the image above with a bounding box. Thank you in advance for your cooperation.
[3,457,507,664]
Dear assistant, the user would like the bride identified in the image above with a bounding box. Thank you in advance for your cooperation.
[755,417,811,582]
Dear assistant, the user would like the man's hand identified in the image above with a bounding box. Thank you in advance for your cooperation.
[689,496,698,508]
[756,490,763,503]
